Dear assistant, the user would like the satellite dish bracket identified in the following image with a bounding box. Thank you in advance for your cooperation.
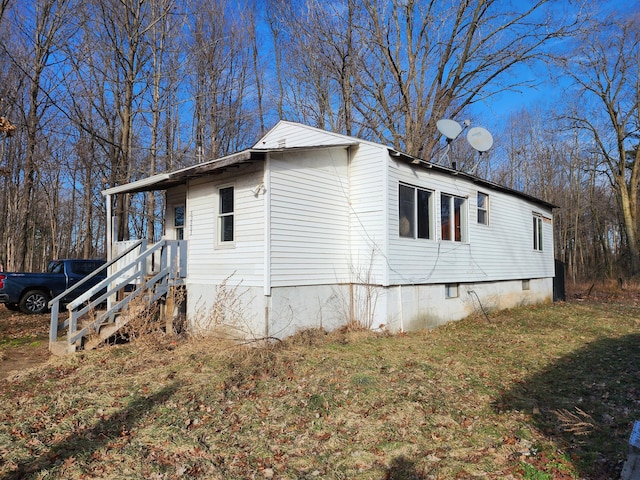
[427,118,494,171]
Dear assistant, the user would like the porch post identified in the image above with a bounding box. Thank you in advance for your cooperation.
[106,193,113,311]
[106,193,112,262]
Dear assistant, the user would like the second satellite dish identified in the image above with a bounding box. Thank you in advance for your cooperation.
[436,119,463,140]
[466,127,493,152]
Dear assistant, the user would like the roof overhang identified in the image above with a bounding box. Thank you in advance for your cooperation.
[102,143,357,196]
[388,148,557,210]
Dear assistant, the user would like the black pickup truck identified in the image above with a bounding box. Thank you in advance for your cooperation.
[0,259,106,314]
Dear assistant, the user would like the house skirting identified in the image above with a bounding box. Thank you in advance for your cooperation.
[184,277,553,340]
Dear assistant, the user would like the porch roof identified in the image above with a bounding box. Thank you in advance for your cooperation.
[101,143,357,196]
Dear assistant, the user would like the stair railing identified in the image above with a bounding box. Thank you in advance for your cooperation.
[49,239,186,353]
[49,239,146,349]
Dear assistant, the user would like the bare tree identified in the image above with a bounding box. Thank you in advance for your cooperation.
[355,0,582,158]
[65,0,161,242]
[187,0,256,161]
[564,15,640,275]
[4,0,75,270]
[265,0,362,135]
[0,0,10,24]
[491,106,620,282]
[145,0,178,242]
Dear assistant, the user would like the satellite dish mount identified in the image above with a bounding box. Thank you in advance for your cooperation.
[432,118,493,172]
[436,119,467,167]
[466,126,494,175]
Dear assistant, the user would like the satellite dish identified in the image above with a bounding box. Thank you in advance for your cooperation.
[436,119,463,141]
[466,127,493,152]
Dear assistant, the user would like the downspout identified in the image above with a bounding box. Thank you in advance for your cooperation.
[382,147,390,287]
[383,147,391,330]
[398,285,404,333]
[347,146,353,325]
[263,154,272,337]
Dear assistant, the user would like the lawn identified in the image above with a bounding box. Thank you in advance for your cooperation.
[0,294,639,479]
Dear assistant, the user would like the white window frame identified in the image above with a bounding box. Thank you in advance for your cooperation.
[398,183,434,240]
[533,214,543,251]
[445,283,459,299]
[218,185,235,245]
[440,193,468,242]
[173,204,185,240]
[477,192,489,225]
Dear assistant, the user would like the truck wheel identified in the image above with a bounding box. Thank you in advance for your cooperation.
[19,290,50,314]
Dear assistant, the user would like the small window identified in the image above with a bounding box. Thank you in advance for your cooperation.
[441,193,467,242]
[445,283,459,299]
[533,215,543,251]
[522,279,530,290]
[399,184,433,239]
[477,192,489,225]
[219,186,234,243]
[174,205,185,241]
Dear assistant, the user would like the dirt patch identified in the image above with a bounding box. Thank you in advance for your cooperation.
[0,306,51,380]
[0,342,50,380]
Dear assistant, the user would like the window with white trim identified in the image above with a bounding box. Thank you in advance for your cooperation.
[445,283,459,298]
[477,192,489,225]
[174,205,185,240]
[533,214,543,251]
[219,186,234,243]
[398,183,433,239]
[441,193,467,242]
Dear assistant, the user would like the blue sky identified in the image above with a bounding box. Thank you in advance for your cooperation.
[470,0,640,133]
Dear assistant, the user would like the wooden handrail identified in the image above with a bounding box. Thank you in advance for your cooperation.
[50,239,186,353]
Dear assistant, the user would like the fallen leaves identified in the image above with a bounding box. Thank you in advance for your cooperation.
[1,300,639,478]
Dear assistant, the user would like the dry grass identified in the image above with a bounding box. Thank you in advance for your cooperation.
[568,278,640,303]
[0,297,639,479]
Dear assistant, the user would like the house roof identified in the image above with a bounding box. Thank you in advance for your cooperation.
[102,121,554,210]
[101,143,357,196]
[387,148,557,210]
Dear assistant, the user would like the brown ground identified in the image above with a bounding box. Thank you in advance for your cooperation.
[0,306,51,380]
[0,280,638,382]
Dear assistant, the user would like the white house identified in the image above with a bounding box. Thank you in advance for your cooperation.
[102,121,555,340]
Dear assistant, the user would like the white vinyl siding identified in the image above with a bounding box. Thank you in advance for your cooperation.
[256,121,357,149]
[269,148,350,287]
[347,143,388,286]
[258,122,389,288]
[186,163,265,287]
[387,161,554,285]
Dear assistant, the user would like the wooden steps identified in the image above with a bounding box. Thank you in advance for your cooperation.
[50,314,124,356]
[83,315,128,351]
[49,239,187,355]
